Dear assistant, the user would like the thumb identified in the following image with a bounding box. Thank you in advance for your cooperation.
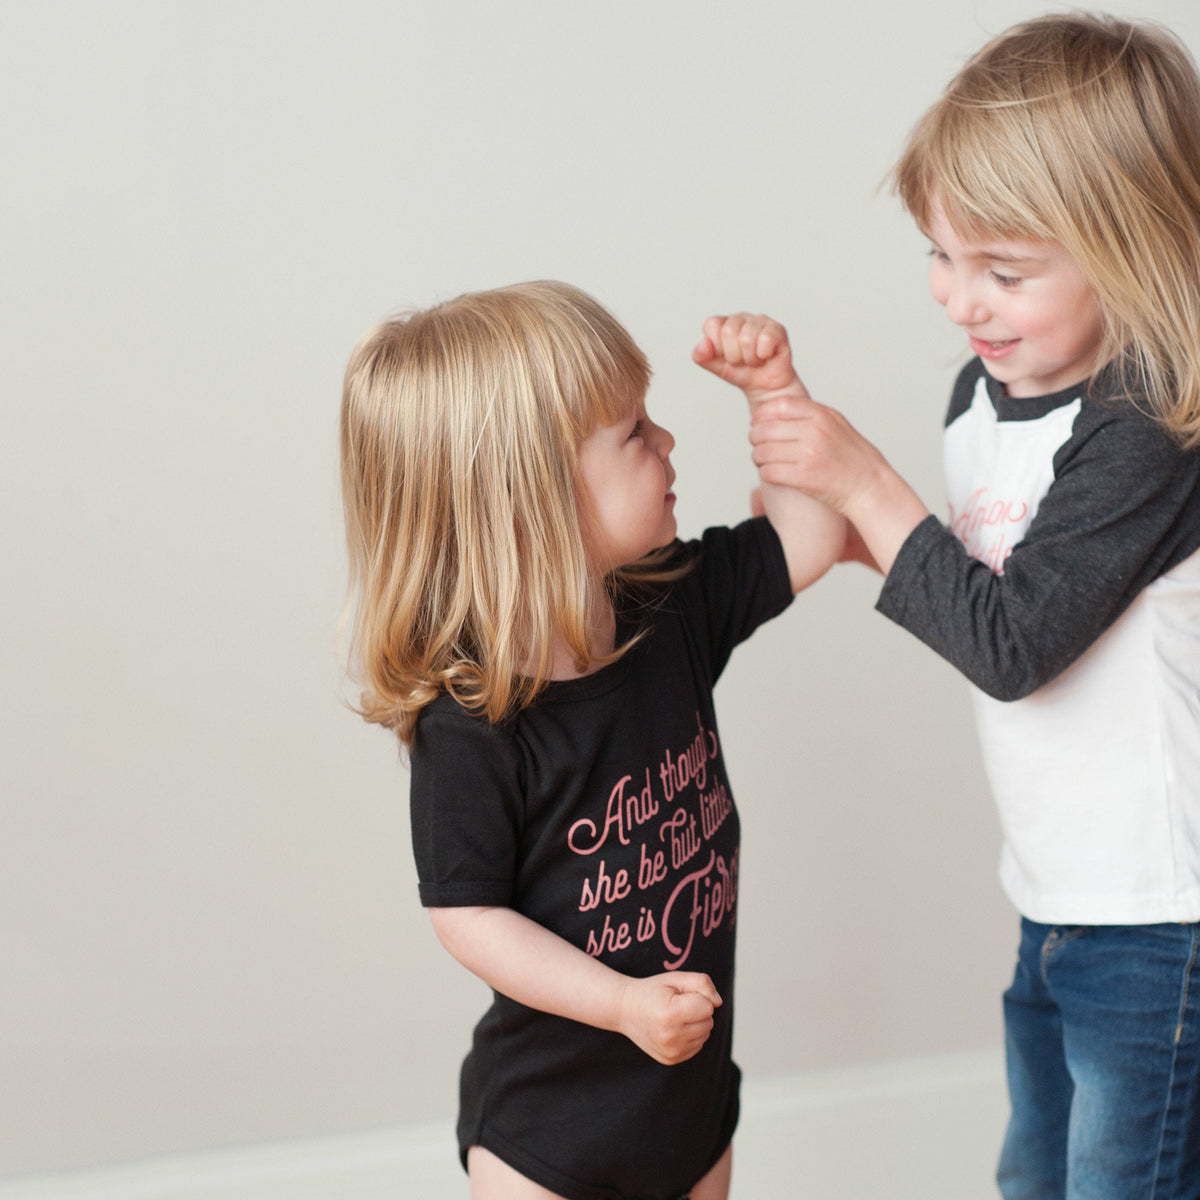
[672,972,722,1007]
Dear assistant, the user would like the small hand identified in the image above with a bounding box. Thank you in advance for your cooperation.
[749,394,929,576]
[618,971,722,1065]
[749,393,886,515]
[693,313,809,404]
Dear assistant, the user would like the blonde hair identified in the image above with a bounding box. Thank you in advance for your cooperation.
[894,12,1200,446]
[340,280,671,746]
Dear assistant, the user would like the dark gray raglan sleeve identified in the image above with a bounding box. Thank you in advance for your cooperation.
[876,406,1200,700]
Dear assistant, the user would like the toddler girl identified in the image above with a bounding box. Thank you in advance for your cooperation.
[339,280,843,1200]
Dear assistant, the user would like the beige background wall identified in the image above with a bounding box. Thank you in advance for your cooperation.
[4,0,1197,1179]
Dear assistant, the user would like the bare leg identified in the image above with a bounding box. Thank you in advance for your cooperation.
[468,1141,732,1200]
[689,1143,733,1200]
[467,1146,569,1200]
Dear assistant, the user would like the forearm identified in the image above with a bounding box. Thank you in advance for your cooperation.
[840,522,883,572]
[743,386,846,591]
[430,905,721,1064]
[839,463,931,577]
[429,905,628,1033]
[759,481,848,593]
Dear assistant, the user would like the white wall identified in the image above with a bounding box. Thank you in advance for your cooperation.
[4,0,1197,1181]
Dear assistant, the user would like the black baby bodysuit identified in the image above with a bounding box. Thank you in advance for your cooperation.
[410,518,794,1200]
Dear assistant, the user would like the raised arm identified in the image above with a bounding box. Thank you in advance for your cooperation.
[747,392,930,576]
[694,314,847,591]
[428,905,721,1065]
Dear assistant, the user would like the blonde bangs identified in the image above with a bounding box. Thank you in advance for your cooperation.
[895,101,1055,244]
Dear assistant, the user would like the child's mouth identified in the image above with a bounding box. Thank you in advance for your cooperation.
[970,336,1020,360]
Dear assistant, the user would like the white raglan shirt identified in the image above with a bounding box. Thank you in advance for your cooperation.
[878,361,1200,924]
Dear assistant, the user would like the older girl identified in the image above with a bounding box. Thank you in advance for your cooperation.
[723,15,1200,1198]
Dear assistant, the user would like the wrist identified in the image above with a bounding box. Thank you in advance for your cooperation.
[842,466,929,576]
[606,975,642,1049]
[745,382,807,410]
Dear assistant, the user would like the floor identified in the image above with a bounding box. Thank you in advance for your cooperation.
[0,1050,1008,1200]
[404,1050,1008,1200]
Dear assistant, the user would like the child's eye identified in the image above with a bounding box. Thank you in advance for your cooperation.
[629,420,645,439]
[991,270,1022,288]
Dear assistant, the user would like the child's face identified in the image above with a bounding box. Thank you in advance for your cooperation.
[576,400,677,572]
[925,205,1106,398]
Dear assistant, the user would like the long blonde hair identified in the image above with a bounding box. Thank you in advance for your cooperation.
[340,280,669,746]
[894,12,1200,446]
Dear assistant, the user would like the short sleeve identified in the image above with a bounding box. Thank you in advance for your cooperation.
[409,701,526,907]
[676,517,794,683]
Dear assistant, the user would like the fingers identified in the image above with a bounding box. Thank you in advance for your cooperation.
[749,414,830,486]
[701,312,790,368]
[749,410,817,460]
[621,972,725,1064]
[660,975,720,1063]
[744,400,830,490]
[671,971,722,1008]
[701,314,726,347]
[694,312,807,400]
[748,396,842,470]
[654,992,717,1064]
[673,1015,716,1056]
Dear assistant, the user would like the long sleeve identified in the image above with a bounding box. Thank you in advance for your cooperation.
[877,368,1200,700]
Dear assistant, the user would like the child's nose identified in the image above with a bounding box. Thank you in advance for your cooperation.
[652,422,675,457]
[943,278,987,327]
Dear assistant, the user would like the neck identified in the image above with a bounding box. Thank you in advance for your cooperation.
[546,587,616,681]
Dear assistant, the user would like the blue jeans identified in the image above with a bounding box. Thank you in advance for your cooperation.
[998,919,1200,1200]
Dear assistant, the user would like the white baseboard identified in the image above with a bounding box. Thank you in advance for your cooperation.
[0,1049,1007,1200]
